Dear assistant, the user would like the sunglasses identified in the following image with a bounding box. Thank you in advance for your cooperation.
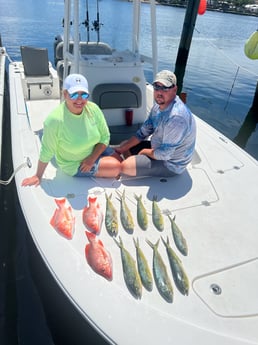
[153,83,175,92]
[69,92,89,100]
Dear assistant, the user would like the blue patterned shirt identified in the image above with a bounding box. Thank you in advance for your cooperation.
[135,95,196,174]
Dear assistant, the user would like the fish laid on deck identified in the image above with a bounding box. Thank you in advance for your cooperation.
[105,193,118,237]
[114,236,142,299]
[85,231,113,281]
[134,194,148,230]
[161,236,189,296]
[133,238,153,292]
[116,190,134,234]
[50,198,75,239]
[152,195,164,232]
[168,215,188,256]
[83,196,103,235]
[146,239,173,303]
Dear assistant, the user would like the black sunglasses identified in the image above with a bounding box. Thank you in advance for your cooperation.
[152,83,175,92]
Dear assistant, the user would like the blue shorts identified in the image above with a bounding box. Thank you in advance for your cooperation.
[74,147,115,177]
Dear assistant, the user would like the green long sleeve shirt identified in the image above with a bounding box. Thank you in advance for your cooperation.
[39,101,110,176]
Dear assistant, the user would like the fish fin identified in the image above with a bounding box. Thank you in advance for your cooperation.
[85,244,92,265]
[50,209,58,227]
[98,239,104,247]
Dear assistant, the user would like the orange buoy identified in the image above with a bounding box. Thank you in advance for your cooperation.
[198,0,207,15]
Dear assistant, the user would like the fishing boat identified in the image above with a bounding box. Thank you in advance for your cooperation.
[0,39,6,173]
[7,0,258,344]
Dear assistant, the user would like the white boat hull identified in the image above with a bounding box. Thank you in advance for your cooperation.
[8,0,258,343]
[9,59,258,344]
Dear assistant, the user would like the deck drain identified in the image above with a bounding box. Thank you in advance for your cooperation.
[210,283,222,295]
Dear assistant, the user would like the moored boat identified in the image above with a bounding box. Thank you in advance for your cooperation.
[8,1,258,344]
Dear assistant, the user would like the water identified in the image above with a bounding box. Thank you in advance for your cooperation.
[0,1,257,344]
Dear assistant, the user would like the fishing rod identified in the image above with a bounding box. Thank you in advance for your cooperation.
[92,0,103,42]
[82,0,90,42]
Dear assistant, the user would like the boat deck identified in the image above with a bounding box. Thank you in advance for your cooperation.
[9,62,258,345]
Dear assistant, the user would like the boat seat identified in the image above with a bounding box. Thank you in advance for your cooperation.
[21,46,51,77]
[92,83,142,109]
[20,46,54,100]
[80,42,113,55]
[55,41,112,61]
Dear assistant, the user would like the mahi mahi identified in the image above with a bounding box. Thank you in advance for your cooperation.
[114,236,142,299]
[133,238,153,291]
[134,194,148,230]
[161,236,189,296]
[168,215,188,256]
[152,195,164,231]
[105,193,118,237]
[116,190,134,234]
[146,239,173,303]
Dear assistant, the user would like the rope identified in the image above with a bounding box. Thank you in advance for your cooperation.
[194,27,257,77]
[0,157,32,185]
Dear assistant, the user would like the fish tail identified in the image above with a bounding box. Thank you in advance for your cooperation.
[168,214,176,223]
[88,195,97,203]
[133,237,139,248]
[134,193,140,201]
[152,195,157,201]
[116,189,126,202]
[115,190,122,202]
[85,231,96,242]
[161,235,169,248]
[113,235,123,249]
[54,197,66,208]
[105,192,112,200]
[146,238,159,249]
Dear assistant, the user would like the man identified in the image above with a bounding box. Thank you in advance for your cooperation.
[116,70,196,177]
